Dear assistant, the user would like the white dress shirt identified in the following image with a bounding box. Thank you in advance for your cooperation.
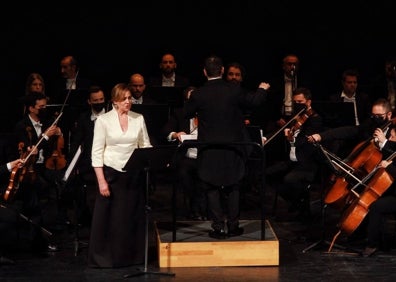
[28,115,44,163]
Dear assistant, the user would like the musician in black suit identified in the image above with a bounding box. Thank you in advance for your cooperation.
[47,55,91,156]
[128,73,156,105]
[326,69,371,158]
[148,53,190,88]
[13,92,61,252]
[184,55,269,239]
[308,98,394,148]
[162,86,207,220]
[67,85,108,226]
[360,124,396,257]
[308,99,396,255]
[257,54,313,167]
[264,87,324,222]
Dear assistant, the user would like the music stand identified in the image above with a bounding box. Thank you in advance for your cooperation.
[132,104,171,145]
[122,145,177,278]
[312,101,355,128]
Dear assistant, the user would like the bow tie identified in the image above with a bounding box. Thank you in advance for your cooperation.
[34,122,42,127]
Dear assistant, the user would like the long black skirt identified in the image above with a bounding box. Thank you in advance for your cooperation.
[87,166,145,268]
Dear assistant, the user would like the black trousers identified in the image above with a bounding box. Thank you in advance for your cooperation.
[202,181,240,231]
[177,157,207,218]
[266,160,317,208]
[367,195,396,249]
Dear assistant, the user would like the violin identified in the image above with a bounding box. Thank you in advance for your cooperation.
[264,106,309,146]
[287,107,314,141]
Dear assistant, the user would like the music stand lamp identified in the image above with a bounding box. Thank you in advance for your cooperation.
[123,145,177,279]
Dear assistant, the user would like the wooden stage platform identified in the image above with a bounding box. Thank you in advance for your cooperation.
[155,219,279,267]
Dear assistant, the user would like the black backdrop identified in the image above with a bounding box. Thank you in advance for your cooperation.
[1,1,396,133]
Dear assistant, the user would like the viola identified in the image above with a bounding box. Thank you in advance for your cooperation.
[3,142,34,201]
[45,134,67,170]
[287,107,314,141]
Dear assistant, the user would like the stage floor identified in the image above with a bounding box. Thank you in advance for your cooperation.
[2,179,396,281]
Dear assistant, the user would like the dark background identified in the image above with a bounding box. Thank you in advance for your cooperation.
[1,1,396,132]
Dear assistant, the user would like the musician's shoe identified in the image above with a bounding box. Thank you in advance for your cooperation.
[362,247,377,257]
[208,229,227,239]
[0,256,15,265]
[227,227,244,237]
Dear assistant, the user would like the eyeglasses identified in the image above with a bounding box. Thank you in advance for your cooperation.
[371,113,387,118]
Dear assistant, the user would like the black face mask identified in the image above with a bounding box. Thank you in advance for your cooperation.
[37,108,48,120]
[371,116,387,127]
[292,103,306,116]
[91,102,105,113]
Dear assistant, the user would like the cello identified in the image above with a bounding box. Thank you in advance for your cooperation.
[323,120,394,209]
[338,150,396,235]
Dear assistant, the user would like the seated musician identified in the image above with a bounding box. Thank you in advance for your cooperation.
[0,158,23,265]
[308,98,394,147]
[13,92,62,252]
[161,86,208,220]
[307,98,396,256]
[264,87,324,222]
[362,124,396,257]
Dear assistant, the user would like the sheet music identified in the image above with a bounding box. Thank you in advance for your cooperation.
[180,134,197,141]
[63,145,82,182]
[180,134,197,159]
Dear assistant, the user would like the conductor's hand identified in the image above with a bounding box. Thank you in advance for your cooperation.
[258,82,270,90]
[307,134,321,143]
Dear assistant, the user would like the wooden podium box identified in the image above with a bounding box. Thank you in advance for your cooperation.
[155,220,279,267]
